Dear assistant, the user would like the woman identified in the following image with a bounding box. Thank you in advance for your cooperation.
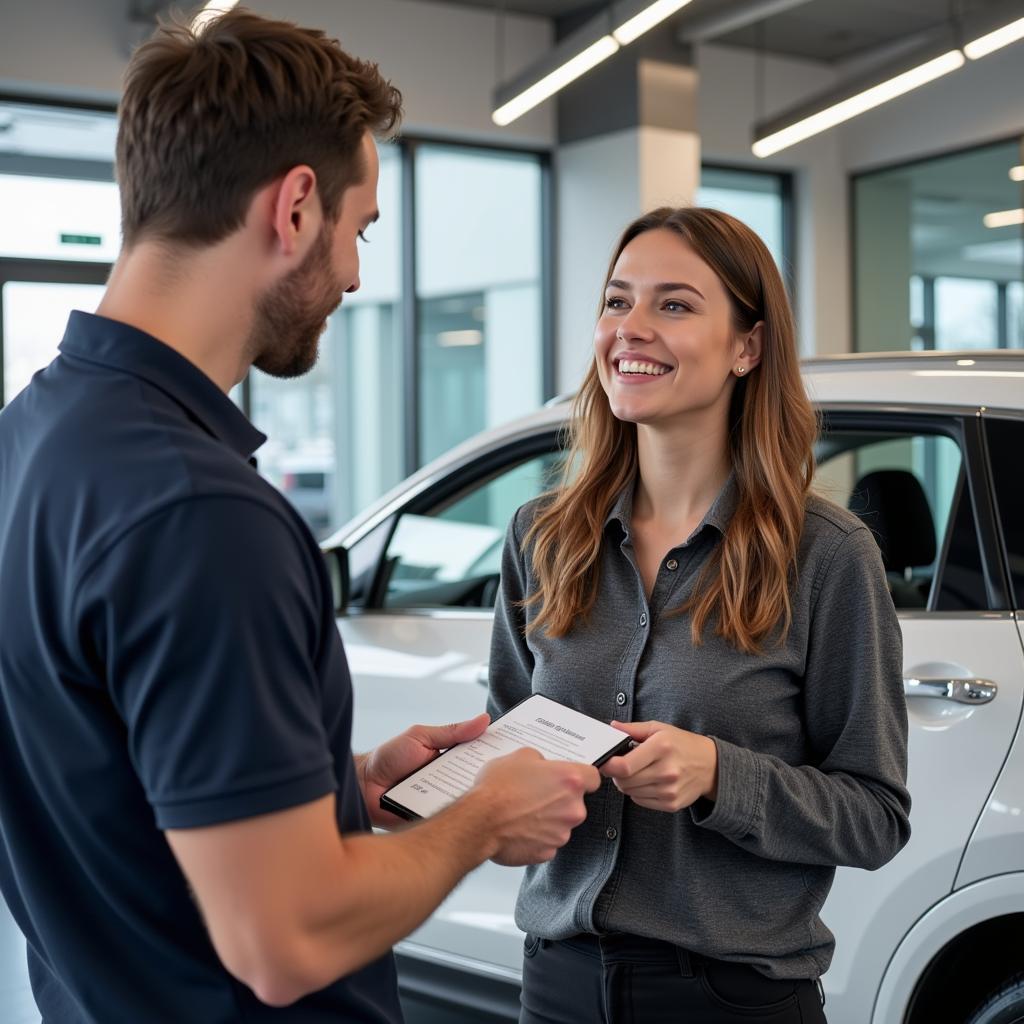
[487,207,911,1023]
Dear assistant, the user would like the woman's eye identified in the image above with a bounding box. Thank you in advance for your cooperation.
[664,300,691,313]
[604,297,627,310]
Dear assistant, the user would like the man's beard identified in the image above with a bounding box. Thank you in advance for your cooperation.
[249,223,343,379]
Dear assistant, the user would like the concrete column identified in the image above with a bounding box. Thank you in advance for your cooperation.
[555,42,700,394]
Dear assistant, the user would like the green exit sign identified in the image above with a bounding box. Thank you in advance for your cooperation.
[60,233,102,246]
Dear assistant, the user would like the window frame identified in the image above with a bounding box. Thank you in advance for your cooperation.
[980,411,1024,612]
[910,274,1020,351]
[819,409,1011,613]
[343,429,563,613]
[0,95,557,480]
[699,162,796,299]
[849,131,1024,355]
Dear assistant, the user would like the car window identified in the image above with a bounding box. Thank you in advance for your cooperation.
[814,429,975,610]
[985,417,1024,610]
[380,451,565,610]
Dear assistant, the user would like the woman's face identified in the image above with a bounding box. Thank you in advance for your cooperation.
[594,227,754,429]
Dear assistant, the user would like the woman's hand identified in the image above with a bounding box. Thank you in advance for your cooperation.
[357,713,491,828]
[600,720,718,812]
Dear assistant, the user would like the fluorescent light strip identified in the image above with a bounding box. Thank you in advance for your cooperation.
[437,330,483,348]
[752,50,964,158]
[492,35,619,126]
[983,208,1024,229]
[964,15,1024,59]
[192,0,239,32]
[613,0,695,46]
[1009,165,1024,182]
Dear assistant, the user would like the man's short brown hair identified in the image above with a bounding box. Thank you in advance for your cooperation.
[116,7,402,248]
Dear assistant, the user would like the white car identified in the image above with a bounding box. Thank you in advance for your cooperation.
[325,351,1024,1024]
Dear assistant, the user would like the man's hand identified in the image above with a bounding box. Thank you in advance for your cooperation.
[600,720,718,812]
[358,713,491,828]
[472,749,600,866]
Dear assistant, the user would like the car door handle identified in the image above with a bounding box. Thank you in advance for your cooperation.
[476,664,489,687]
[903,677,997,704]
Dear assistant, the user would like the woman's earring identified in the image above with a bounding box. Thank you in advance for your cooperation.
[736,365,746,375]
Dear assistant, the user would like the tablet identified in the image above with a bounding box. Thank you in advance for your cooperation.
[380,693,633,821]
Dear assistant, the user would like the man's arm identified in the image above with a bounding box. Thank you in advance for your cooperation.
[354,713,491,829]
[167,747,598,1006]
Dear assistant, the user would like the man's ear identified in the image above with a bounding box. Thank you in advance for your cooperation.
[268,165,320,260]
[737,321,764,370]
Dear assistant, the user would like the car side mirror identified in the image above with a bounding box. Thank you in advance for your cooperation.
[325,546,351,615]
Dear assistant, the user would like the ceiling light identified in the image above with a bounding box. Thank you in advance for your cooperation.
[1010,165,1024,181]
[963,15,1024,59]
[983,208,1024,229]
[192,0,238,33]
[437,330,483,348]
[753,50,964,157]
[492,34,619,126]
[613,0,696,46]
[490,0,703,127]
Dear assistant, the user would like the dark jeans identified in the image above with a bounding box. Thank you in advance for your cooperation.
[520,932,827,1024]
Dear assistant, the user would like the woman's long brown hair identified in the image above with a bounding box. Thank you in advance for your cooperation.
[524,207,817,654]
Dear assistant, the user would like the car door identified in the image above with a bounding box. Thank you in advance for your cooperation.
[813,410,1024,1024]
[336,431,564,1003]
[953,414,1024,888]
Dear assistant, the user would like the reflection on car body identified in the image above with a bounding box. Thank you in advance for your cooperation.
[324,352,1024,1024]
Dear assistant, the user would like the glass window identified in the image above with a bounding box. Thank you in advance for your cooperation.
[698,166,787,270]
[250,143,404,540]
[933,465,989,613]
[415,145,544,465]
[1008,282,1024,348]
[0,175,120,263]
[2,280,104,403]
[815,429,966,609]
[986,417,1024,609]
[934,277,999,350]
[381,450,563,610]
[854,138,1023,352]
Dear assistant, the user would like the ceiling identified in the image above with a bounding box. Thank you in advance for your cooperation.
[423,0,1019,63]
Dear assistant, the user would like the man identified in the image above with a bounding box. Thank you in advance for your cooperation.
[0,9,598,1023]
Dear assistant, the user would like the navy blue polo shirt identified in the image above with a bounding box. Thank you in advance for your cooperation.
[0,312,402,1023]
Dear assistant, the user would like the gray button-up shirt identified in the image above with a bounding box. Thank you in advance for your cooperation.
[487,476,911,980]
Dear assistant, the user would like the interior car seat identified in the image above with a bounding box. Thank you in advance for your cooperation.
[847,469,937,608]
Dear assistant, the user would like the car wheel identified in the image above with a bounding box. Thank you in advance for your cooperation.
[967,974,1024,1024]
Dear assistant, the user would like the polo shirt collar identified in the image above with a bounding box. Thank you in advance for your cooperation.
[59,311,266,459]
[604,470,739,543]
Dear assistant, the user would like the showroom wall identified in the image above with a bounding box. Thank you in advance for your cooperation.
[0,0,556,146]
[1,0,1022,375]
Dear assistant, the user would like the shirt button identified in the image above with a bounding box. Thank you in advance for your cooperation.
[639,613,648,627]
[615,692,627,706]
[666,558,679,571]
[606,827,618,840]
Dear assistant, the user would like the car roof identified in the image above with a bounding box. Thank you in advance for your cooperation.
[325,350,1024,549]
[800,350,1024,410]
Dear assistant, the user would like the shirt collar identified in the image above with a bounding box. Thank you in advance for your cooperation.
[604,471,739,544]
[59,311,266,459]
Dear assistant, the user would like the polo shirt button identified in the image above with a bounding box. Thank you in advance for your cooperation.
[666,558,679,571]
[616,692,627,706]
[639,613,648,627]
[606,827,618,840]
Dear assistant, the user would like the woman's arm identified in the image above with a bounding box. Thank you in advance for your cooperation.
[607,525,912,871]
[699,525,911,869]
[486,508,536,721]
